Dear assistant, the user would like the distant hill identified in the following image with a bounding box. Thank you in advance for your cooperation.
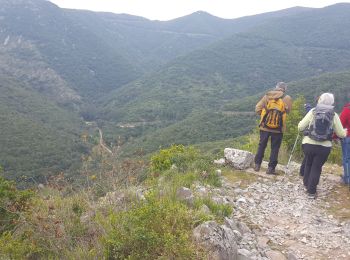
[0,0,309,101]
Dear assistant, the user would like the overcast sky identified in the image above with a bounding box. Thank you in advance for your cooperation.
[49,0,348,20]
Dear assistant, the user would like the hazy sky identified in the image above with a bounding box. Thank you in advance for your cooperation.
[49,0,348,20]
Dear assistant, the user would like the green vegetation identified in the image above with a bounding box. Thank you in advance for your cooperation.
[150,145,199,172]
[102,196,200,259]
[283,96,306,160]
[194,197,233,220]
[0,175,34,234]
[0,77,88,183]
[0,145,231,259]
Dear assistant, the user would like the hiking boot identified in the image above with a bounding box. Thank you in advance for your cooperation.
[307,193,317,199]
[254,164,261,172]
[266,167,276,175]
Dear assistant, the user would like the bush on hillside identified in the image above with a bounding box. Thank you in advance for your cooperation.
[150,145,199,172]
[0,175,34,234]
[101,195,203,259]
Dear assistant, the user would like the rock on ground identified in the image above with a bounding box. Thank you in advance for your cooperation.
[224,148,254,170]
[193,221,238,260]
[176,187,194,205]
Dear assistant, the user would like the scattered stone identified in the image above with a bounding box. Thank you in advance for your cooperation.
[237,222,251,235]
[195,186,209,197]
[216,169,223,176]
[176,187,194,205]
[237,248,253,260]
[193,221,238,260]
[200,204,211,214]
[266,250,287,260]
[224,217,240,231]
[287,252,298,260]
[38,183,45,189]
[237,197,247,204]
[224,148,254,170]
[214,158,226,166]
[257,236,269,248]
[212,196,231,205]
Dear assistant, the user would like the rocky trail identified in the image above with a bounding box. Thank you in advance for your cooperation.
[199,155,350,260]
[224,169,350,260]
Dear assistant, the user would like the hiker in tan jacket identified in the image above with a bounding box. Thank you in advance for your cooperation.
[254,82,293,174]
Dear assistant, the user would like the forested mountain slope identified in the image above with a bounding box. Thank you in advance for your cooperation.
[0,76,87,182]
[101,3,350,124]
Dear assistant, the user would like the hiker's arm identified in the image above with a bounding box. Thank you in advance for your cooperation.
[283,95,292,114]
[255,96,266,115]
[333,113,347,138]
[298,110,312,132]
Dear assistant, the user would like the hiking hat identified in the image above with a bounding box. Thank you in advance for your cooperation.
[318,93,334,106]
[276,82,287,92]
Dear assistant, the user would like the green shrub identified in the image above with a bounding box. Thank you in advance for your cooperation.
[0,232,41,259]
[0,176,34,234]
[101,195,202,259]
[150,145,199,172]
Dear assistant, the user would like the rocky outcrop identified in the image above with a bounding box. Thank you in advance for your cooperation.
[193,221,238,260]
[224,148,254,170]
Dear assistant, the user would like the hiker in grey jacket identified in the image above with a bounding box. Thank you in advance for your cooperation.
[298,93,347,199]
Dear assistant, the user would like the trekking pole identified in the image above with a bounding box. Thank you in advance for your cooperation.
[285,133,300,175]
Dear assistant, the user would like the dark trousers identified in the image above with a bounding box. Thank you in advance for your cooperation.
[300,144,306,176]
[254,130,283,169]
[303,144,331,194]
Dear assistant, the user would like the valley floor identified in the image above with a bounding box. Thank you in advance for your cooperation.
[220,166,350,260]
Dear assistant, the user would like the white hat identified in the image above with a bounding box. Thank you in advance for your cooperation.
[318,93,334,106]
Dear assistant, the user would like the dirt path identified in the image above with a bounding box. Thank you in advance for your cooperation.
[223,169,350,259]
[98,128,113,154]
